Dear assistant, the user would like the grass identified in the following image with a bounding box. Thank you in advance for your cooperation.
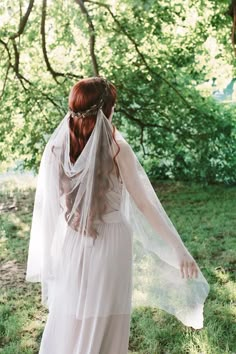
[0,177,235,354]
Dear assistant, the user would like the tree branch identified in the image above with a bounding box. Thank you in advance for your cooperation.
[0,40,12,62]
[12,40,20,74]
[41,0,82,82]
[140,126,147,156]
[41,0,61,83]
[118,105,208,143]
[118,107,173,132]
[75,0,99,76]
[10,0,35,40]
[228,0,236,56]
[0,39,63,113]
[0,64,10,100]
[85,0,191,107]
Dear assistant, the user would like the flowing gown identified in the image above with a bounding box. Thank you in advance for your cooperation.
[38,173,133,354]
[26,113,209,353]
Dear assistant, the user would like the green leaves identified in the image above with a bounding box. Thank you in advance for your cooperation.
[0,0,235,184]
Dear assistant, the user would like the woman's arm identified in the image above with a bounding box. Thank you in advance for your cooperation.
[116,140,198,279]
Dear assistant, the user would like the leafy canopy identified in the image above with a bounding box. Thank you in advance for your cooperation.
[0,0,236,184]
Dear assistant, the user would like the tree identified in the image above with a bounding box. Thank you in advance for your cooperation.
[0,0,235,184]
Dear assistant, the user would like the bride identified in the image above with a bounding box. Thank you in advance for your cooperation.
[26,76,210,354]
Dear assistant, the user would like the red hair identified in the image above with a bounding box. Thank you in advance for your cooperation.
[68,77,118,164]
[63,77,121,238]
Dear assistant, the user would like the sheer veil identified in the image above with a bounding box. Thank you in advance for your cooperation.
[26,104,209,330]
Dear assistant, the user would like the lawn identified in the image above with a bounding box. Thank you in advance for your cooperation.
[0,177,235,354]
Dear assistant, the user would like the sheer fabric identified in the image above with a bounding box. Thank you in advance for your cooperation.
[116,134,210,328]
[26,109,209,353]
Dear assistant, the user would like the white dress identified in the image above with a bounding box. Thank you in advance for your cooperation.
[26,112,209,354]
[39,174,133,354]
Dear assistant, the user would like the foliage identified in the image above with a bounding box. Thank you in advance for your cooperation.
[0,0,236,184]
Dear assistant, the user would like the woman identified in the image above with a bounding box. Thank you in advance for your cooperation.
[26,77,210,354]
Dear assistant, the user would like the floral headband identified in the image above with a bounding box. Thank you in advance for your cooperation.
[69,77,110,119]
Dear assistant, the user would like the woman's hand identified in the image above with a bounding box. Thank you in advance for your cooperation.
[176,247,199,279]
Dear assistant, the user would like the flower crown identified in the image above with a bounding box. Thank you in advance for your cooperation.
[69,77,110,119]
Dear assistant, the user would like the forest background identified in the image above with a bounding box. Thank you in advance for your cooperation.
[0,0,236,184]
[0,1,236,353]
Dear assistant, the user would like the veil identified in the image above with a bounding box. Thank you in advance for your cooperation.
[25,108,210,330]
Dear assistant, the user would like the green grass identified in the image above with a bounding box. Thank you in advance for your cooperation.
[0,178,235,354]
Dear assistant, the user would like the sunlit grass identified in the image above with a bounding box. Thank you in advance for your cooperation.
[0,178,235,353]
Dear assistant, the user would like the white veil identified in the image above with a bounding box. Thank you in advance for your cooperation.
[26,107,210,330]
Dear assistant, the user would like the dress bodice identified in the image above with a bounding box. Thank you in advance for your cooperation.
[93,172,124,224]
[105,173,123,209]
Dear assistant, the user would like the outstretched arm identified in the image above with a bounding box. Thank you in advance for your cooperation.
[116,139,198,279]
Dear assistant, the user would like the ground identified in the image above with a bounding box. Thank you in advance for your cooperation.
[0,177,236,354]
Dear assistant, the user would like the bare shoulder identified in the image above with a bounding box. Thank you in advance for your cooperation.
[114,130,134,162]
[115,134,130,152]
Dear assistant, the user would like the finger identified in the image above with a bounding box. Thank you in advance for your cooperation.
[185,263,190,279]
[189,263,194,278]
[189,263,193,278]
[184,262,189,279]
[180,263,185,278]
[190,262,195,278]
[190,263,197,279]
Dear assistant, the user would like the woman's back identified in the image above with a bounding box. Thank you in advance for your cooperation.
[26,77,209,354]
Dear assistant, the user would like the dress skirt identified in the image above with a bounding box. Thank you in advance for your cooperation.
[38,211,133,354]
